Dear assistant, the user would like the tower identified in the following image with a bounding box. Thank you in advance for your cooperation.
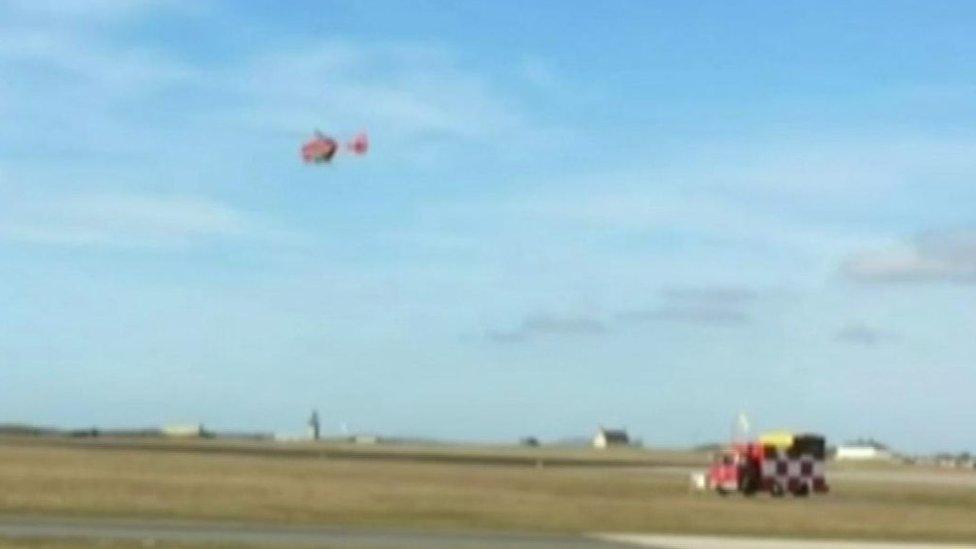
[308,409,321,441]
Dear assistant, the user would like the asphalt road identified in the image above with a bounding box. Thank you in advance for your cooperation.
[2,517,973,548]
[624,466,976,490]
[597,534,976,549]
[0,516,635,548]
[828,469,976,488]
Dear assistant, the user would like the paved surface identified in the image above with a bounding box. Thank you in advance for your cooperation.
[595,534,976,549]
[0,516,632,548]
[829,470,976,488]
[2,517,972,549]
[638,466,976,490]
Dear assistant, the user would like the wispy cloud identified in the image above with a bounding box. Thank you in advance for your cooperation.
[0,30,195,94]
[217,40,537,159]
[486,313,608,344]
[0,193,277,249]
[0,8,546,164]
[487,285,756,343]
[617,285,756,326]
[523,315,607,335]
[659,286,758,305]
[519,56,560,90]
[0,24,201,159]
[835,322,900,347]
[616,307,751,325]
[489,172,887,261]
[843,230,976,284]
[3,0,203,21]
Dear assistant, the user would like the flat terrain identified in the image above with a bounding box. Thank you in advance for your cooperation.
[1,437,975,544]
[0,516,623,548]
[598,534,975,549]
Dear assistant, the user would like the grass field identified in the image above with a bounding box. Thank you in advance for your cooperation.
[0,539,232,548]
[1,437,975,543]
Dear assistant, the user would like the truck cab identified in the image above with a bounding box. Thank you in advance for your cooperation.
[708,443,762,495]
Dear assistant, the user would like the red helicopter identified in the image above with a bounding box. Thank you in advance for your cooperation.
[301,130,369,164]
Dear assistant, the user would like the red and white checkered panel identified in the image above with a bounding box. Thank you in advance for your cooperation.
[759,451,828,492]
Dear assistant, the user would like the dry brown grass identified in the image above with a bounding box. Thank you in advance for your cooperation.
[0,539,235,548]
[1,438,975,543]
[0,436,706,468]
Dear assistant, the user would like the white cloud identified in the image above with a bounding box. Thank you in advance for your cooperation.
[843,230,976,283]
[616,286,757,326]
[224,40,527,145]
[0,25,203,159]
[835,322,900,347]
[487,285,758,344]
[616,307,750,325]
[486,313,608,343]
[0,194,269,249]
[0,27,196,95]
[0,29,545,164]
[651,135,976,207]
[3,0,204,21]
[660,286,758,303]
[433,131,976,272]
[492,176,882,259]
[519,56,560,89]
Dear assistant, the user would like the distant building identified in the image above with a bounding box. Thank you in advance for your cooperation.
[593,427,630,449]
[835,442,892,461]
[351,434,380,445]
[932,453,975,469]
[162,424,209,438]
[215,431,273,441]
[273,433,309,442]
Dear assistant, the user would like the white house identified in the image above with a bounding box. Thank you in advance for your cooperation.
[835,443,892,461]
[593,427,630,449]
[351,434,380,445]
[162,423,208,438]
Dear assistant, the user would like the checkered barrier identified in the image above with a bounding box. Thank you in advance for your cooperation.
[759,451,828,493]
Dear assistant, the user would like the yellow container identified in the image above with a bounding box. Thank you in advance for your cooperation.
[759,431,795,448]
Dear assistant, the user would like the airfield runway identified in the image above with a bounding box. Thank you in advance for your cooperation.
[2,438,975,547]
[596,534,976,549]
[2,517,975,548]
[0,515,627,548]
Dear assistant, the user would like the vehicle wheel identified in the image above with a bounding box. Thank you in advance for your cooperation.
[770,482,785,497]
[793,483,810,497]
[740,473,759,497]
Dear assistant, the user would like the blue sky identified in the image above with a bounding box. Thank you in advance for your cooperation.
[2,1,976,452]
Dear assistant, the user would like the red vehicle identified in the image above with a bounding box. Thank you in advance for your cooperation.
[301,130,369,164]
[707,432,828,497]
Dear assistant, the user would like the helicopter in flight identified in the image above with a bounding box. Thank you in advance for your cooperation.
[301,130,369,164]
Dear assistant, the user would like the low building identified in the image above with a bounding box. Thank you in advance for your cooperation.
[932,453,975,469]
[835,443,892,461]
[351,434,380,445]
[162,424,209,438]
[593,427,630,449]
